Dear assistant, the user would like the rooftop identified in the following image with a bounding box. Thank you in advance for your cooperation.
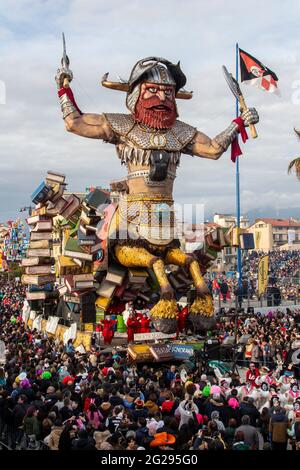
[255,218,300,227]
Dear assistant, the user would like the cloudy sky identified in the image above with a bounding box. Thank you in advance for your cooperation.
[0,0,300,223]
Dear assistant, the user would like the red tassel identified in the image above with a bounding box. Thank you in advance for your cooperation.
[231,116,248,163]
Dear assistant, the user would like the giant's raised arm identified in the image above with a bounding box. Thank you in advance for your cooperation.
[188,108,259,160]
[56,67,114,141]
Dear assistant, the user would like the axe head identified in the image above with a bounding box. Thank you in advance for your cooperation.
[222,65,242,100]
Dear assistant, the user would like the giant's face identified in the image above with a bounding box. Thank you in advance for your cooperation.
[134,82,177,129]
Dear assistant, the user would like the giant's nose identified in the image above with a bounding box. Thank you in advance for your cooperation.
[157,90,166,101]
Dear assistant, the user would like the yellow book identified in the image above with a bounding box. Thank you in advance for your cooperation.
[95,296,111,309]
[58,255,77,267]
[29,239,50,249]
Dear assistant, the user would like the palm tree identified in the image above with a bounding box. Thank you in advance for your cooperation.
[288,130,300,180]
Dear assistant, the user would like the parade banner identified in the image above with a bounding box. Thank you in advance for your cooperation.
[46,316,59,334]
[22,300,31,324]
[32,314,43,332]
[258,254,269,296]
[170,344,194,360]
[63,322,77,345]
[149,343,174,362]
[134,332,176,341]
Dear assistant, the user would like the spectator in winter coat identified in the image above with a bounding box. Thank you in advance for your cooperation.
[235,415,259,450]
[232,430,251,450]
[287,411,300,450]
[71,429,97,450]
[13,394,28,428]
[269,406,289,451]
[45,420,63,450]
[175,399,199,429]
[239,397,260,427]
[224,418,238,450]
[86,403,103,430]
[136,417,151,446]
[211,411,225,432]
[204,394,226,423]
[23,406,41,439]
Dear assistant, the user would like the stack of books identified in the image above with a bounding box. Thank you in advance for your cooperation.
[22,172,69,304]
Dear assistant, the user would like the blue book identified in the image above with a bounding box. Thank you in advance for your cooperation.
[29,283,53,292]
[31,182,52,205]
[240,233,255,250]
[77,229,96,245]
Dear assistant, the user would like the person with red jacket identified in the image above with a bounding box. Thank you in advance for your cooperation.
[246,362,260,387]
[100,315,117,345]
[140,313,151,333]
[127,312,139,343]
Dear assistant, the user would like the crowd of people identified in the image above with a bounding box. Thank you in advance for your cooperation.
[0,280,299,451]
[210,249,300,302]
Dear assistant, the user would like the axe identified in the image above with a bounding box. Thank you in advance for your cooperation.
[222,65,257,139]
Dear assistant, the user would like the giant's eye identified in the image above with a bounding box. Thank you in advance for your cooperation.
[165,88,173,96]
[148,87,158,93]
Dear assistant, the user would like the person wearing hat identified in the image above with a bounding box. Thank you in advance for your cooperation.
[150,431,176,449]
[132,398,148,421]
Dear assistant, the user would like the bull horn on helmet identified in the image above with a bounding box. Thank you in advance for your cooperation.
[101,73,129,92]
[101,73,193,99]
[176,88,193,100]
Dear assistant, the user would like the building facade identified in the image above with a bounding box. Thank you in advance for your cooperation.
[247,218,300,251]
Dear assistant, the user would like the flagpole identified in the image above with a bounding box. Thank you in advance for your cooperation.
[235,42,242,290]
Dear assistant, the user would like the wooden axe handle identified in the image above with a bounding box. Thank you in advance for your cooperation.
[239,95,258,139]
[63,76,69,88]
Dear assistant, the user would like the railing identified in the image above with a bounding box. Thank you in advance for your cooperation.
[213,292,299,311]
[0,418,50,450]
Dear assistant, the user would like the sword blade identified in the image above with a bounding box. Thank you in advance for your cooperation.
[62,32,69,67]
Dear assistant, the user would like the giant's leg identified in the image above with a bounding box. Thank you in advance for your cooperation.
[165,248,214,327]
[114,245,178,332]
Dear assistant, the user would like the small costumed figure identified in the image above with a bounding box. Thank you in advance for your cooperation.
[288,399,300,424]
[278,373,293,394]
[117,313,127,333]
[123,302,134,326]
[256,382,271,413]
[246,362,260,388]
[177,305,189,336]
[135,311,144,334]
[101,315,117,345]
[286,382,300,408]
[127,312,139,343]
[140,313,151,333]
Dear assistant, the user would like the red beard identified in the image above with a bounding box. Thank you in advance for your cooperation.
[134,95,177,129]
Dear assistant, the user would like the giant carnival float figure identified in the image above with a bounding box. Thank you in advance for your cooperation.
[55,50,259,334]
